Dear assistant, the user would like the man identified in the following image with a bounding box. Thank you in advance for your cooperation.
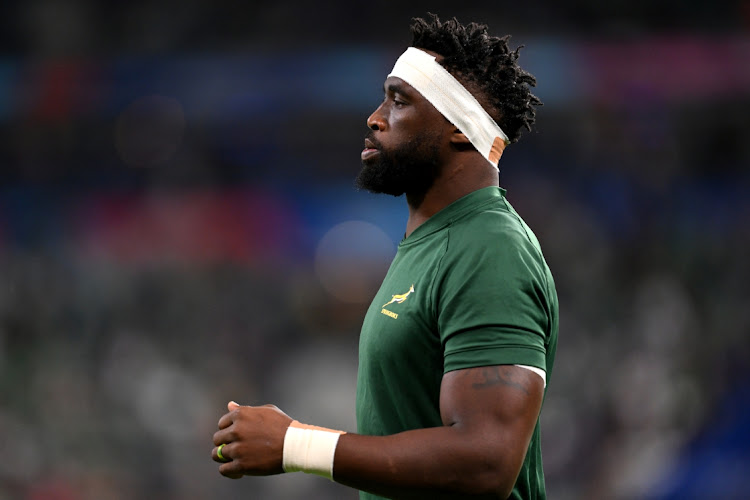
[212,14,557,500]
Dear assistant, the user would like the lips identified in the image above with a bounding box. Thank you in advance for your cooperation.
[361,138,380,161]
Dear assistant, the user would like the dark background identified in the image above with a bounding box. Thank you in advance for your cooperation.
[1,1,749,499]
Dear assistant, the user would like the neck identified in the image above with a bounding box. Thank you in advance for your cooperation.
[404,157,499,238]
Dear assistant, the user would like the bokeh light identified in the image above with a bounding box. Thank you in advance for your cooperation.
[314,220,395,304]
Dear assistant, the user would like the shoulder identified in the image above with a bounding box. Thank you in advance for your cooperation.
[438,199,553,295]
[446,200,540,259]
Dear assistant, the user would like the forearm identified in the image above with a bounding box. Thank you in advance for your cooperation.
[332,425,519,500]
[211,369,542,497]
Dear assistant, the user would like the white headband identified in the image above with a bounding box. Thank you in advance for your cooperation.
[388,47,509,169]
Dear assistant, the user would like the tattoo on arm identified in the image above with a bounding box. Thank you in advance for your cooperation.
[471,366,529,395]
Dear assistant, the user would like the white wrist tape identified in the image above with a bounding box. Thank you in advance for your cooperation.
[388,47,509,169]
[282,420,346,480]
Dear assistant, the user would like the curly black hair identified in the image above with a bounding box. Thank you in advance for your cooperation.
[410,14,542,144]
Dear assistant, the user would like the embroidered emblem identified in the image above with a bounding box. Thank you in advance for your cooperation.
[381,284,415,319]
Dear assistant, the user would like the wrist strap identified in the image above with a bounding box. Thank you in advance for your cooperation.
[282,420,346,480]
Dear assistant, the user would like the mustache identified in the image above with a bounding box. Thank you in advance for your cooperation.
[365,131,383,149]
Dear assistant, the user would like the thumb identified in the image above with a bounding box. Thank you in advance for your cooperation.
[227,400,241,411]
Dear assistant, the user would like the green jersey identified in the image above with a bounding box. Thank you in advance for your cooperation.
[356,186,558,500]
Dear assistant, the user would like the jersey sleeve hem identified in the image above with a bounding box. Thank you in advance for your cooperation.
[443,345,546,374]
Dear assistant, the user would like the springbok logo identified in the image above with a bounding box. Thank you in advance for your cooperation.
[383,284,415,307]
[381,284,415,319]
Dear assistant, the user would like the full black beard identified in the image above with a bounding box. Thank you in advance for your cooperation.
[355,131,443,204]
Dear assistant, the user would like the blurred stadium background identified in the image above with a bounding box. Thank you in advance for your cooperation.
[0,1,748,499]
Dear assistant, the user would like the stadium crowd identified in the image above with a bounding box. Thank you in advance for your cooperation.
[0,1,748,499]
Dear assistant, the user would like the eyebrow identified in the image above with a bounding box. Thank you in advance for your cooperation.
[384,82,410,96]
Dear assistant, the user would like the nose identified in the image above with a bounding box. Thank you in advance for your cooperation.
[366,103,386,131]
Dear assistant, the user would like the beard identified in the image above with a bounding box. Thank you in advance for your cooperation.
[355,130,443,201]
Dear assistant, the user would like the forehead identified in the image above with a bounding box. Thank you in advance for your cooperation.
[383,76,418,96]
[383,76,434,110]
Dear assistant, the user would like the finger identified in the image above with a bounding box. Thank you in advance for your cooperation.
[213,427,234,447]
[228,400,241,411]
[218,410,236,430]
[219,460,244,479]
[211,444,231,463]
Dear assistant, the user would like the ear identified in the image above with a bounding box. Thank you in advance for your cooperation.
[450,127,472,145]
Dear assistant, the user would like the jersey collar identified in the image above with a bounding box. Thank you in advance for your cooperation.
[400,186,507,246]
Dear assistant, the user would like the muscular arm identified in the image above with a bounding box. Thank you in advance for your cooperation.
[211,365,543,498]
[332,365,544,499]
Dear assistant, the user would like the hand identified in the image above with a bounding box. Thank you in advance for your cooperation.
[211,401,293,479]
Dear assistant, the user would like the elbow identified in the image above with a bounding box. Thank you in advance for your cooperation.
[437,429,527,498]
[496,482,514,500]
[473,473,514,500]
[447,463,514,499]
[493,472,516,500]
[464,458,519,499]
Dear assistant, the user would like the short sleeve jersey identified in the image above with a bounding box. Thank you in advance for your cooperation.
[356,186,558,500]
